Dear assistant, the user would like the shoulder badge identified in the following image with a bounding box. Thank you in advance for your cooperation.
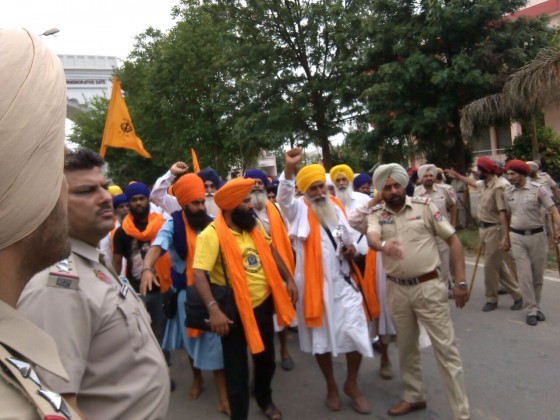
[411,196,430,204]
[371,204,383,212]
[47,258,79,290]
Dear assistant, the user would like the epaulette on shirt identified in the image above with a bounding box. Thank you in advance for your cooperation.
[529,181,543,188]
[410,196,430,204]
[47,258,79,290]
[371,204,383,212]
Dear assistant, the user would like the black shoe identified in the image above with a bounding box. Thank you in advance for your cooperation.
[536,311,546,322]
[526,315,538,326]
[482,302,498,312]
[510,299,523,311]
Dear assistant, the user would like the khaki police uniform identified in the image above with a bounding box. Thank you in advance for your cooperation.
[18,238,170,419]
[0,300,81,419]
[414,184,456,288]
[478,178,522,304]
[367,196,470,420]
[505,181,554,317]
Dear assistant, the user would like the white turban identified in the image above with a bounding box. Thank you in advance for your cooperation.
[417,164,437,179]
[0,29,67,250]
[372,163,409,191]
[526,161,539,173]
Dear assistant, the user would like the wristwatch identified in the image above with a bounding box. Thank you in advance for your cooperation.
[457,281,468,291]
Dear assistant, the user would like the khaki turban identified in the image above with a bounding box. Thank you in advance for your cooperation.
[296,164,326,193]
[214,178,255,210]
[526,161,539,173]
[173,173,205,207]
[0,29,67,250]
[417,164,437,179]
[372,164,409,191]
[329,164,354,184]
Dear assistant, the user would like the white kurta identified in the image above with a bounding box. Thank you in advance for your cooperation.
[277,175,373,357]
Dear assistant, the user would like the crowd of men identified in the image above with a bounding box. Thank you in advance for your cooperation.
[2,28,560,420]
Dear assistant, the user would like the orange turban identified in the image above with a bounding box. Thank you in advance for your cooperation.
[214,178,255,210]
[172,173,205,207]
[329,164,354,183]
[296,164,326,193]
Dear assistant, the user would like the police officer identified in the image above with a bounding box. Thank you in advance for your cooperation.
[18,149,170,419]
[0,28,81,420]
[503,160,560,326]
[415,164,457,293]
[367,164,470,419]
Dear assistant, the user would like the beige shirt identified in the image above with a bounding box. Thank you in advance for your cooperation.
[0,300,74,419]
[18,238,170,420]
[414,183,456,221]
[504,181,554,230]
[478,178,507,224]
[367,196,455,278]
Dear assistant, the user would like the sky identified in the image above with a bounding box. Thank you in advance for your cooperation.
[1,0,180,60]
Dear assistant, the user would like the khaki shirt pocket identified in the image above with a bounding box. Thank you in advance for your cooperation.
[117,304,147,351]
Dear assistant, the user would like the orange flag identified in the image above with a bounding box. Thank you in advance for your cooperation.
[100,77,151,158]
[191,148,201,173]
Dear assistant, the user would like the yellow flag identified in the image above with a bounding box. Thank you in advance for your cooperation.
[191,148,201,173]
[100,77,151,158]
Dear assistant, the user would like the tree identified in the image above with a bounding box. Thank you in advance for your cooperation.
[362,0,554,171]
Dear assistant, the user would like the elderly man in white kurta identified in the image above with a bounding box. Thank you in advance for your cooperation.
[277,148,373,415]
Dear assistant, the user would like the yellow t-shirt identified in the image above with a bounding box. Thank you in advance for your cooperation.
[193,221,272,308]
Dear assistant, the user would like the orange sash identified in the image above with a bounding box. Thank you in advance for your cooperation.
[121,213,171,292]
[214,213,295,354]
[266,201,295,276]
[182,213,203,338]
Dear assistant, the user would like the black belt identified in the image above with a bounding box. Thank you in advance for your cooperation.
[387,270,439,286]
[479,221,497,228]
[510,227,544,236]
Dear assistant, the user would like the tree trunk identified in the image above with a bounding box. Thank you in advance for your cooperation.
[320,135,332,170]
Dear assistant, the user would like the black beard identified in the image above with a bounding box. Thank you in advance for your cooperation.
[231,207,257,231]
[184,207,211,231]
[478,172,487,180]
[387,193,406,210]
[130,204,149,219]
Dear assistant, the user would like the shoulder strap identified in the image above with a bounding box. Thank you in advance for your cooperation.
[322,225,338,251]
[211,225,230,287]
[0,344,73,419]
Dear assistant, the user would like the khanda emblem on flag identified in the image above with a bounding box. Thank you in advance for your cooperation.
[120,122,133,134]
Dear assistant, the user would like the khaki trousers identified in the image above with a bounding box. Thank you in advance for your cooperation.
[479,226,522,303]
[510,231,547,316]
[436,237,451,287]
[386,278,470,419]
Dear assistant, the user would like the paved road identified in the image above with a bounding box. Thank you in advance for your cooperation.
[167,261,560,419]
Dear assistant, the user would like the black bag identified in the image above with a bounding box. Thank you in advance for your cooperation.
[185,251,236,331]
[161,288,178,319]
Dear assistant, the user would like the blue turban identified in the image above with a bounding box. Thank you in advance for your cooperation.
[197,167,221,190]
[124,182,150,201]
[244,168,269,187]
[112,193,128,207]
[353,173,372,190]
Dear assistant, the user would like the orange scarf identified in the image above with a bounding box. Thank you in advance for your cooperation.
[303,196,378,326]
[266,201,295,276]
[351,250,379,321]
[214,213,295,354]
[121,213,172,292]
[182,213,203,338]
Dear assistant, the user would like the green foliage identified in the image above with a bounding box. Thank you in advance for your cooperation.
[506,125,560,181]
[362,0,555,171]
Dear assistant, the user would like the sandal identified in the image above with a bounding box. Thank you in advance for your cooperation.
[263,403,282,420]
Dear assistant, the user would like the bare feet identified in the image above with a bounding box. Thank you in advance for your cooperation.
[218,399,231,416]
[343,382,370,414]
[188,377,203,400]
[325,387,342,411]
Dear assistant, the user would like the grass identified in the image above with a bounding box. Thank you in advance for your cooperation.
[456,226,559,271]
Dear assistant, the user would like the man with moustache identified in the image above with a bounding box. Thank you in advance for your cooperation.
[151,162,222,217]
[192,177,297,420]
[277,149,374,415]
[415,164,457,293]
[140,173,229,413]
[0,28,79,419]
[367,163,470,419]
[112,182,171,360]
[244,168,296,371]
[503,160,560,326]
[19,148,169,419]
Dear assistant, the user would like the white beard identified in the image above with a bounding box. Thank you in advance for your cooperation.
[309,194,337,227]
[335,185,353,206]
[251,190,268,211]
[205,195,219,217]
